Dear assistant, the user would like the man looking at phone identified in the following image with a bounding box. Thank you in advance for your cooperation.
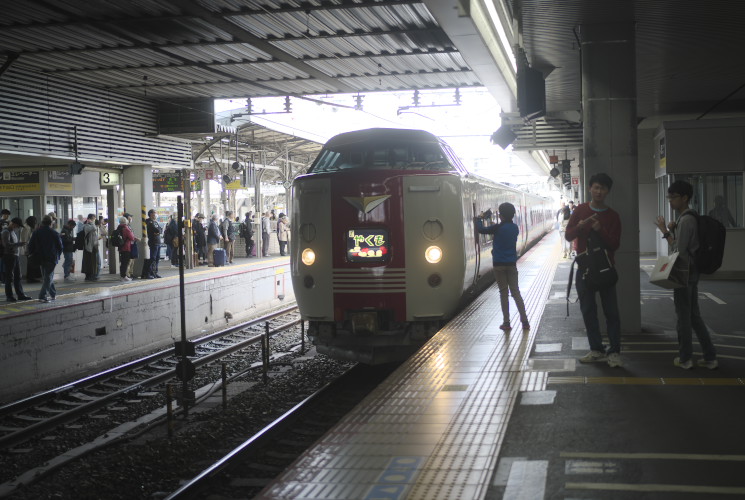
[565,173,623,367]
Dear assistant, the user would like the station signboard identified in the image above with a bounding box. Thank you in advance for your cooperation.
[48,170,73,191]
[0,171,40,192]
[100,171,120,187]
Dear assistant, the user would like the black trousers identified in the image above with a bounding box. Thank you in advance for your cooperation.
[3,254,25,299]
[119,250,131,278]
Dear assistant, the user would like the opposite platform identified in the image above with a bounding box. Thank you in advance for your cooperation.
[0,254,292,403]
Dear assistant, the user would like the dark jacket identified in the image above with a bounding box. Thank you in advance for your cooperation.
[27,225,63,265]
[60,226,76,253]
[193,219,206,247]
[165,219,178,245]
[207,219,221,245]
[145,217,162,245]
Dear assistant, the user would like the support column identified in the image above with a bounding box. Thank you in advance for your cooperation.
[122,165,153,278]
[581,21,641,332]
[106,187,119,274]
[204,177,212,217]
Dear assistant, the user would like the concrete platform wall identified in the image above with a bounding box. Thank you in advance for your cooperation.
[0,263,294,403]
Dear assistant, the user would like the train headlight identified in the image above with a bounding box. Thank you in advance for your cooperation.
[301,248,316,266]
[424,245,442,264]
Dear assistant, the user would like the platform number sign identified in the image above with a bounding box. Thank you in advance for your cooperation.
[100,172,120,186]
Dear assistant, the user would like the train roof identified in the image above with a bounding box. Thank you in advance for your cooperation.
[324,128,442,145]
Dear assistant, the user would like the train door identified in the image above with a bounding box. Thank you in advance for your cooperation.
[472,200,481,285]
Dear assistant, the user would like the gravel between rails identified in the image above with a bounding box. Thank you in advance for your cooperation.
[5,348,353,500]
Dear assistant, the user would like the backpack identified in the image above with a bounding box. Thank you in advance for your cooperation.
[566,231,618,315]
[110,228,124,248]
[74,230,85,250]
[683,212,726,274]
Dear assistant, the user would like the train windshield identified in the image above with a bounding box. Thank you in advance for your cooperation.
[309,140,454,173]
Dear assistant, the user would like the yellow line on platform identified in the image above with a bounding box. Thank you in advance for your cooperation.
[566,482,745,494]
[561,451,745,461]
[548,376,745,386]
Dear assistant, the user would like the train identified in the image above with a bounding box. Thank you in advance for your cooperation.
[290,128,553,364]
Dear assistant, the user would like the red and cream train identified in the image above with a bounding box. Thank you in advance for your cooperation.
[290,128,552,363]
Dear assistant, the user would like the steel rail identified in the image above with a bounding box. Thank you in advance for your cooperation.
[0,307,300,450]
[0,305,297,417]
[165,364,362,500]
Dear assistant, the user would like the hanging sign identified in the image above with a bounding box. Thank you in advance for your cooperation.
[205,169,214,180]
[49,170,73,191]
[0,171,40,192]
[153,174,183,192]
[100,172,120,187]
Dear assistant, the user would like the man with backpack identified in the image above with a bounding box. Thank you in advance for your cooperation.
[566,173,623,368]
[220,211,236,264]
[655,180,718,370]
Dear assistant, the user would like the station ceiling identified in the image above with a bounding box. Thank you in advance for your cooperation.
[2,0,745,177]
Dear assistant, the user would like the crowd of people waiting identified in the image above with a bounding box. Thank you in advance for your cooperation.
[1,207,291,301]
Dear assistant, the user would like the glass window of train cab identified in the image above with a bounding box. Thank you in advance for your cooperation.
[673,173,742,228]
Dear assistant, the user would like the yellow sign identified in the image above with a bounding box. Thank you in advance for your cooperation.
[226,180,242,190]
[0,171,41,192]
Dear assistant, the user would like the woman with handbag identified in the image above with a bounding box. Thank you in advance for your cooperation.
[116,216,137,281]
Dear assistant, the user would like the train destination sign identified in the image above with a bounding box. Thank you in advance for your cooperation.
[347,228,389,262]
[153,174,183,192]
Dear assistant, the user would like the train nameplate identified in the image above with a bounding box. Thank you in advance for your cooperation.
[347,228,390,262]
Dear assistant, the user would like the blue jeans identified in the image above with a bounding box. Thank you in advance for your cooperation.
[62,251,74,277]
[40,261,57,300]
[148,244,160,276]
[576,268,621,354]
[673,268,716,362]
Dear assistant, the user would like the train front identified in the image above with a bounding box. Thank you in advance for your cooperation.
[290,129,467,364]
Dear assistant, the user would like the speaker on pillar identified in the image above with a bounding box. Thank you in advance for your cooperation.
[491,125,517,149]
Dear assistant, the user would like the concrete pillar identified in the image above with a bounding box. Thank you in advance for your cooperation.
[122,165,153,277]
[581,21,641,332]
[204,177,212,216]
[106,187,118,274]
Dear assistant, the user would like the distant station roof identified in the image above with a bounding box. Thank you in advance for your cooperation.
[0,0,479,101]
[2,0,745,175]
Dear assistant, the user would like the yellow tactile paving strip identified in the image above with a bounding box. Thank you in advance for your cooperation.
[549,376,745,386]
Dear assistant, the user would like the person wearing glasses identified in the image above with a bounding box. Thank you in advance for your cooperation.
[655,180,718,370]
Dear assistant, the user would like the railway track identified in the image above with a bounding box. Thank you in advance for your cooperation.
[0,305,308,494]
[166,362,399,499]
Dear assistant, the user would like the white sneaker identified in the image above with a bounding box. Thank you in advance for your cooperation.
[64,276,76,282]
[607,352,623,368]
[674,357,693,369]
[697,358,718,370]
[579,350,607,363]
[121,276,132,281]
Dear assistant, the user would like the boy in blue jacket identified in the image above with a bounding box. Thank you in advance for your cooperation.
[476,202,529,331]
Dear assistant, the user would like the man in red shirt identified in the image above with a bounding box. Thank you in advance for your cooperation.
[566,173,622,367]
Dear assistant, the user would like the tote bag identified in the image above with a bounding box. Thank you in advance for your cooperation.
[650,252,688,289]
